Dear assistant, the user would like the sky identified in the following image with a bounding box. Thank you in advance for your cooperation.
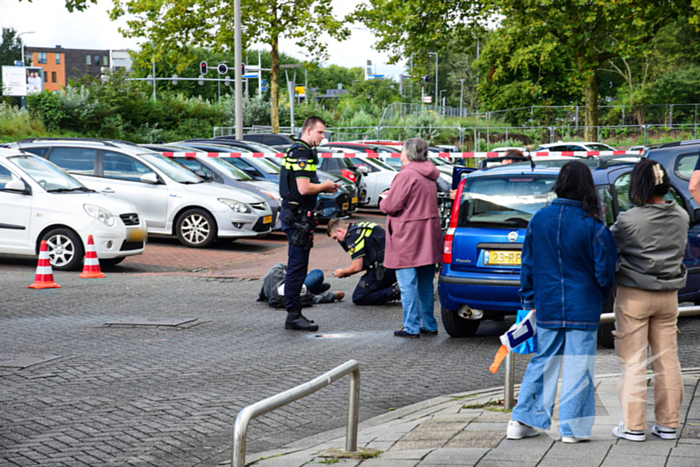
[1,0,407,79]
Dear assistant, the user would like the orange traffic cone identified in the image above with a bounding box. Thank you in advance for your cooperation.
[79,235,105,279]
[28,240,61,289]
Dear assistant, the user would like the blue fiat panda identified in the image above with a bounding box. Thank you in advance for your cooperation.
[439,155,700,347]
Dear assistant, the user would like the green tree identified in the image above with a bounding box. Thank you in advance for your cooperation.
[353,0,690,140]
[109,0,350,133]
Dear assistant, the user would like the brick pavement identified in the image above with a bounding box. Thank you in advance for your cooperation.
[2,270,700,466]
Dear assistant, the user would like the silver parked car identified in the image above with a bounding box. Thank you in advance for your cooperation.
[14,138,274,248]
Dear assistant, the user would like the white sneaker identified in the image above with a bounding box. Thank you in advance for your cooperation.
[561,436,589,443]
[613,421,646,442]
[507,420,538,439]
[652,424,677,440]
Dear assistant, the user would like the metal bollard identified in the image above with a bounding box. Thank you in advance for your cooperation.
[504,351,515,410]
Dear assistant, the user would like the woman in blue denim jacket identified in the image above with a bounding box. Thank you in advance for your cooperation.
[507,160,618,443]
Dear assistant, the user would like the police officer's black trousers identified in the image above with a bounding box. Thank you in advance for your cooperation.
[352,268,397,306]
[281,212,313,312]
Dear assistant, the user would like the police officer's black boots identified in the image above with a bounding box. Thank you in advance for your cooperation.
[285,306,319,331]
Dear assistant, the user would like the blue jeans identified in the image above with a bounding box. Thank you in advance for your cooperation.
[305,269,324,295]
[396,265,437,334]
[512,327,598,438]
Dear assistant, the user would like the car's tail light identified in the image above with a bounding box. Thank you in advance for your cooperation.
[341,169,357,183]
[443,179,467,264]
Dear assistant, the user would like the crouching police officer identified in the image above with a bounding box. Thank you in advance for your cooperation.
[280,116,339,331]
[327,219,400,305]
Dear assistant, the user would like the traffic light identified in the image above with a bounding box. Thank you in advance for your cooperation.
[172,74,178,85]
[217,63,228,74]
[198,75,204,85]
[422,75,431,83]
[241,64,246,75]
[200,61,208,75]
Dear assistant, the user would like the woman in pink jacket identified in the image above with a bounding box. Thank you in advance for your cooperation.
[381,138,443,338]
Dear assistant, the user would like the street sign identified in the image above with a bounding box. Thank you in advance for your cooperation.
[243,73,258,79]
[261,86,267,92]
[295,86,306,95]
[368,74,385,79]
[261,79,267,85]
[422,96,433,103]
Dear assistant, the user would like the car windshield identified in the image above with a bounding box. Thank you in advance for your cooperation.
[208,157,253,181]
[8,155,87,192]
[382,157,403,170]
[458,175,558,228]
[364,157,396,171]
[250,157,281,174]
[140,153,202,183]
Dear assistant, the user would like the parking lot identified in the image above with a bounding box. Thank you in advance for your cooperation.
[2,210,700,466]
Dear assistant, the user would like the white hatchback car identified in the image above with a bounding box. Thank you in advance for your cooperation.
[0,148,147,270]
[14,139,274,248]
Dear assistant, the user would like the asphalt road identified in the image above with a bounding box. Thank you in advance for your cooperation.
[2,212,700,466]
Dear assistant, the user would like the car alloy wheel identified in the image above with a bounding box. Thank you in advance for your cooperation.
[41,228,85,271]
[176,208,217,248]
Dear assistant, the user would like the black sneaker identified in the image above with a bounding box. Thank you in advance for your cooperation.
[321,282,331,293]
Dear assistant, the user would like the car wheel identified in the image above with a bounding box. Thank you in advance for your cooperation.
[598,322,615,349]
[101,257,126,266]
[41,228,84,271]
[441,307,481,337]
[176,208,217,248]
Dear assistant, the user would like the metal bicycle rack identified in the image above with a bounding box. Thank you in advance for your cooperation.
[232,359,361,467]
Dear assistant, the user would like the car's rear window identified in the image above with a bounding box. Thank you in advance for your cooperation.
[457,175,557,229]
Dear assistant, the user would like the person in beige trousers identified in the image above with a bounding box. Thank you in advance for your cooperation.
[610,159,688,442]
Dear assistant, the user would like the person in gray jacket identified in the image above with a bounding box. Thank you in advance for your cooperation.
[611,159,688,442]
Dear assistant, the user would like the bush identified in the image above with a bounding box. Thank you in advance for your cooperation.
[26,91,65,131]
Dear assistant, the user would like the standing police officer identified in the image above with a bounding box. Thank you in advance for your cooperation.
[280,116,338,331]
[327,219,400,305]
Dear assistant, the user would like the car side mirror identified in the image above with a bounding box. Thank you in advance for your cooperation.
[693,208,700,225]
[193,170,211,181]
[5,179,29,194]
[140,172,159,184]
[242,167,259,176]
[356,166,369,175]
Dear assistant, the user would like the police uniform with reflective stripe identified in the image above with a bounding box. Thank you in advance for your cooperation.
[280,140,321,321]
[344,222,397,306]
[280,140,320,212]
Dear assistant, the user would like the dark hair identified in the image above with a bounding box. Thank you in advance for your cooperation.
[554,160,602,222]
[629,159,670,206]
[302,116,327,134]
[503,149,524,160]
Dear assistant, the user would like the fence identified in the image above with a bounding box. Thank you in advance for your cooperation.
[213,123,700,150]
[380,102,700,127]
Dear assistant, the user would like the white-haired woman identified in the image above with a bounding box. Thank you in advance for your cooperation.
[380,138,443,338]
